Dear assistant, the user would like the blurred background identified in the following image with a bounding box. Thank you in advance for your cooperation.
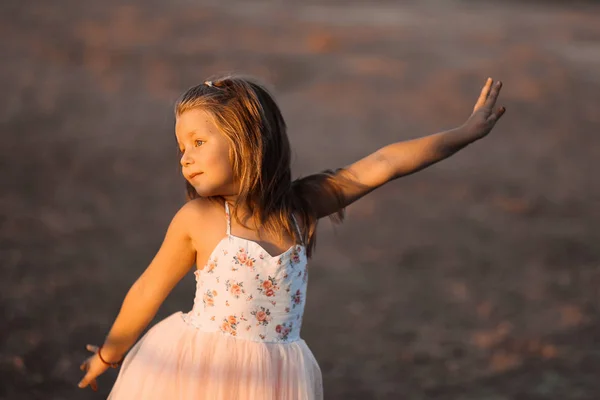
[1,0,599,399]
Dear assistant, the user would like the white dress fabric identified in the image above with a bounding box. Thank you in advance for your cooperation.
[108,201,322,400]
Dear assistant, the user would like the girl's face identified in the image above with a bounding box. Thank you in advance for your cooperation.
[175,108,238,198]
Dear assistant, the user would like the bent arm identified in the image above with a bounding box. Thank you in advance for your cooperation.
[99,204,197,362]
[311,125,478,218]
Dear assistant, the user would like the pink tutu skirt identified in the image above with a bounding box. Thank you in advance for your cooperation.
[107,312,323,400]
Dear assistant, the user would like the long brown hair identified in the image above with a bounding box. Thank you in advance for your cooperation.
[174,75,344,258]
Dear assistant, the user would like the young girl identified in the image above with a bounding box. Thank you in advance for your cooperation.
[79,76,505,399]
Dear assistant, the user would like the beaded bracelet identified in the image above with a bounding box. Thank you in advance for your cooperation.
[97,346,124,368]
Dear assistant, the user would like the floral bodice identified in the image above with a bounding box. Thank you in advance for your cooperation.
[181,202,308,343]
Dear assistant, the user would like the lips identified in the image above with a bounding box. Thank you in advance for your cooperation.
[188,172,203,180]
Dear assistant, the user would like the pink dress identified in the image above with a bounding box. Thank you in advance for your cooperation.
[108,201,322,400]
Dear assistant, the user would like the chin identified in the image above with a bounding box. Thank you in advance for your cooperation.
[189,177,236,198]
[191,184,222,198]
[191,187,212,198]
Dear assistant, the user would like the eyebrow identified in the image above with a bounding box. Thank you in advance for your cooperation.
[184,129,211,139]
[176,130,197,142]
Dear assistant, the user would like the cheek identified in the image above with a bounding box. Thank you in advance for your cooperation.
[202,149,234,181]
[218,148,235,176]
[198,149,220,166]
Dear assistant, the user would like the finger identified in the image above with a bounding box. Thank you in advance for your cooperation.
[78,370,95,389]
[90,379,98,392]
[488,106,506,123]
[474,77,493,111]
[80,362,87,371]
[473,78,492,111]
[86,344,99,353]
[484,81,503,110]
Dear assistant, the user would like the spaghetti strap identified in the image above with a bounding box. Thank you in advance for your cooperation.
[291,213,304,246]
[224,201,231,236]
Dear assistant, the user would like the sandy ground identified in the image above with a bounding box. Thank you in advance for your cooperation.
[1,0,599,399]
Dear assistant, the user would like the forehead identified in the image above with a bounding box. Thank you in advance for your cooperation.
[175,108,218,140]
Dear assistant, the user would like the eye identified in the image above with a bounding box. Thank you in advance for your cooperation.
[194,140,205,147]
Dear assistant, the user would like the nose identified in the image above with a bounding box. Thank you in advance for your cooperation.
[180,151,194,167]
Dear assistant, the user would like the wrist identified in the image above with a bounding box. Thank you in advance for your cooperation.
[456,124,483,142]
[435,126,479,159]
[459,118,489,142]
[98,345,124,368]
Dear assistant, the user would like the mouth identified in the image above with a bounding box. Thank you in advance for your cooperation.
[188,172,203,180]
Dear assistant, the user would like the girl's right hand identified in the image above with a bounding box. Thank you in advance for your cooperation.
[78,344,110,391]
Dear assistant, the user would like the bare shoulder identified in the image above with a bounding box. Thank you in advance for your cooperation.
[293,169,351,220]
[168,198,198,229]
[296,152,394,219]
[177,197,212,216]
[172,197,217,232]
[175,197,226,256]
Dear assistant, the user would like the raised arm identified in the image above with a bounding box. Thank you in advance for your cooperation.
[309,78,505,219]
[79,202,198,389]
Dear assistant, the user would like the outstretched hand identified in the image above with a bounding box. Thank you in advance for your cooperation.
[78,344,110,391]
[463,78,506,139]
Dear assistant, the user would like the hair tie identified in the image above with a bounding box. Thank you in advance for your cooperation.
[204,80,213,87]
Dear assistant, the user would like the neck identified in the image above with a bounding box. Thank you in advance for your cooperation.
[222,195,254,223]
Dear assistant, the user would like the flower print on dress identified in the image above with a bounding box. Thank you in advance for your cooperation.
[257,275,280,297]
[275,322,293,341]
[180,200,311,344]
[220,314,247,337]
[205,258,218,273]
[250,306,272,326]
[291,289,303,308]
[290,246,301,264]
[203,289,217,307]
[225,280,245,299]
[233,247,256,271]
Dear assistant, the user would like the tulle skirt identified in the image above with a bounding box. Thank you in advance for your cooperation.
[107,312,323,400]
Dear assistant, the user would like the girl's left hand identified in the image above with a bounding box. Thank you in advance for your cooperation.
[463,78,506,139]
[78,344,110,391]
